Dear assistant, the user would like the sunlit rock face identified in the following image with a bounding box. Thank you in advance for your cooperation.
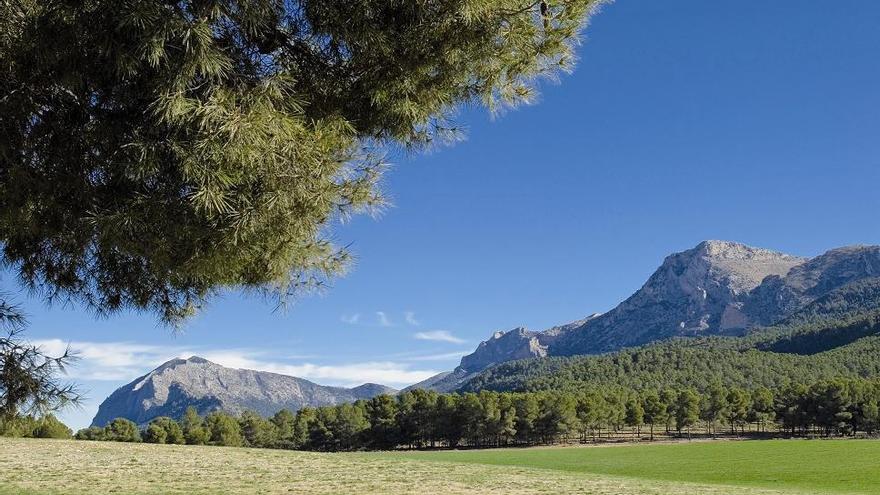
[92,356,396,426]
[414,241,880,392]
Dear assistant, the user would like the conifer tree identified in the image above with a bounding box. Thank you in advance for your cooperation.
[0,0,607,323]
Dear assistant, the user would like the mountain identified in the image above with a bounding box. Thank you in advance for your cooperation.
[413,241,880,392]
[461,317,880,395]
[92,356,397,426]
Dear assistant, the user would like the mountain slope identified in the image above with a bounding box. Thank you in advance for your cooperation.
[551,240,806,355]
[415,241,880,392]
[461,312,880,394]
[92,356,396,426]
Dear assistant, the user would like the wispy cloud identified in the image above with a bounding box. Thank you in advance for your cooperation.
[376,311,393,327]
[404,311,421,326]
[31,339,438,388]
[233,360,438,387]
[340,313,361,325]
[413,330,466,344]
[34,339,189,381]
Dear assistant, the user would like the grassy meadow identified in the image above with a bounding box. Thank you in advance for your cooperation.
[1,437,876,495]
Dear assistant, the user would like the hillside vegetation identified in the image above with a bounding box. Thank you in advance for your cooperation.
[461,285,880,394]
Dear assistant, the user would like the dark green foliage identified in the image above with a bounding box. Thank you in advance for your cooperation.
[147,416,185,445]
[784,278,880,325]
[239,410,278,448]
[749,387,775,432]
[365,395,398,449]
[0,414,37,437]
[513,394,539,444]
[534,393,577,443]
[674,390,700,436]
[624,397,644,433]
[105,418,141,442]
[205,411,243,447]
[726,388,751,434]
[74,426,106,441]
[434,394,463,448]
[180,406,210,445]
[0,326,81,421]
[641,391,666,440]
[700,384,728,436]
[395,389,437,448]
[33,414,72,439]
[0,0,607,324]
[292,407,316,449]
[75,377,880,452]
[753,311,880,355]
[270,409,296,448]
[1,413,71,438]
[464,317,880,395]
[330,402,368,450]
[142,423,167,444]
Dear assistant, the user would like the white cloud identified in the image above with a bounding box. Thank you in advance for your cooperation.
[35,339,442,431]
[404,311,421,326]
[31,339,438,388]
[230,360,438,387]
[376,311,392,327]
[34,339,189,381]
[340,313,361,324]
[413,330,466,344]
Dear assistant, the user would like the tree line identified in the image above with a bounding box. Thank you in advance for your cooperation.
[73,377,880,451]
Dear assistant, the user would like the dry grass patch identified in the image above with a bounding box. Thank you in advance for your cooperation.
[1,438,799,495]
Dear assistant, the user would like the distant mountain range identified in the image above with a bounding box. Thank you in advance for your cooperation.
[94,240,880,425]
[410,240,880,392]
[91,357,396,426]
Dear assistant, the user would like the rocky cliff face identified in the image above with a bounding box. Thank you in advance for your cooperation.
[744,245,880,324]
[92,356,396,426]
[415,241,880,392]
[550,240,806,355]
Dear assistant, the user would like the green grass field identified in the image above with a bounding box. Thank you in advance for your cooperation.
[381,439,878,494]
[1,437,875,494]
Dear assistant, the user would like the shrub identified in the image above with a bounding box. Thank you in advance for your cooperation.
[0,415,38,437]
[142,423,167,444]
[105,418,141,442]
[148,417,185,445]
[181,407,210,445]
[205,412,243,447]
[34,415,72,439]
[75,426,107,441]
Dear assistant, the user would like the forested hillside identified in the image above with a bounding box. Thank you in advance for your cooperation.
[459,287,880,395]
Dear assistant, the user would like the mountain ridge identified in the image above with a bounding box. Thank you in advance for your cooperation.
[92,356,396,426]
[411,241,880,392]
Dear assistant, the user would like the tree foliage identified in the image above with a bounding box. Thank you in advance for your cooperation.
[0,0,607,323]
[78,377,880,451]
[462,312,880,395]
[0,318,80,421]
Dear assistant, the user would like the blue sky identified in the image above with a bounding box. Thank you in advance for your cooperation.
[5,1,880,429]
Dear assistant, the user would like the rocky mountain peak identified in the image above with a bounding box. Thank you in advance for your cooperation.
[409,241,880,393]
[93,357,396,426]
[668,240,806,295]
[459,327,545,373]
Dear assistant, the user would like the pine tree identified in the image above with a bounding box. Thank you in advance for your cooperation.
[270,409,296,448]
[181,406,210,445]
[624,396,644,439]
[641,391,667,441]
[0,0,607,324]
[726,388,751,436]
[675,390,701,440]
